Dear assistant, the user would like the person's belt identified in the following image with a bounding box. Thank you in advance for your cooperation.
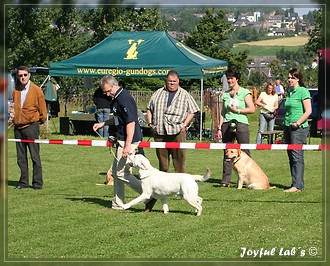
[15,121,37,129]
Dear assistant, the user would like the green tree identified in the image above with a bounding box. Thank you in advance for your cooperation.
[161,8,200,33]
[7,6,169,96]
[8,7,89,69]
[248,71,265,88]
[86,7,167,48]
[84,7,123,46]
[304,9,324,56]
[232,27,260,42]
[268,59,285,80]
[185,8,250,88]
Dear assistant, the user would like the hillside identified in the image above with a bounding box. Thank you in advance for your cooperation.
[232,36,310,56]
[235,35,309,47]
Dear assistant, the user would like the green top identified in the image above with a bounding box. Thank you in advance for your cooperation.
[222,87,251,125]
[284,86,311,128]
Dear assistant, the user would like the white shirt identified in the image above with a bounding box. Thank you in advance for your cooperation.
[20,81,31,108]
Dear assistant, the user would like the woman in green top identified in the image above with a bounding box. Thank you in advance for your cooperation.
[218,68,255,187]
[283,68,312,192]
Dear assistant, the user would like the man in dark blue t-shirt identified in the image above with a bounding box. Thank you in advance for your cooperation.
[93,76,155,211]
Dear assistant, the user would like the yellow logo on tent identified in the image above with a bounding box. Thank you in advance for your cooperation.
[176,42,207,61]
[124,39,144,60]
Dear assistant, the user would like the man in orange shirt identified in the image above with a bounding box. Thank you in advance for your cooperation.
[12,66,47,189]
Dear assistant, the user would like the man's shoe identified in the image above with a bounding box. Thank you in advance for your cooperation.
[284,187,302,193]
[111,202,124,210]
[33,187,42,190]
[144,198,157,212]
[16,185,28,189]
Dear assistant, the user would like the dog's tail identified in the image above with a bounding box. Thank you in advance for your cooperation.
[193,168,211,182]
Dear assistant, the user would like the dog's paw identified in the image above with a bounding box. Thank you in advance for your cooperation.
[122,204,130,210]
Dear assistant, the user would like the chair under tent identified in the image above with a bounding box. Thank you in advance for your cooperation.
[186,88,223,141]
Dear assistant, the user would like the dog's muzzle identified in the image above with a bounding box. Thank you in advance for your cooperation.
[225,156,236,163]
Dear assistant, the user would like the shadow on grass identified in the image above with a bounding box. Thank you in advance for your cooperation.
[98,172,107,175]
[66,197,111,208]
[65,197,199,215]
[208,178,289,190]
[8,180,19,187]
[126,208,195,216]
[203,198,321,203]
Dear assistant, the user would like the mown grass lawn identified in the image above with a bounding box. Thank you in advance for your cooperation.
[4,116,325,263]
[231,36,309,56]
[231,45,302,56]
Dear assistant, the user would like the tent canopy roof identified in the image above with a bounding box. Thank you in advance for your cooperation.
[49,31,228,79]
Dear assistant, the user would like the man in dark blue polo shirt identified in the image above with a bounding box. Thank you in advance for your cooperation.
[93,76,156,211]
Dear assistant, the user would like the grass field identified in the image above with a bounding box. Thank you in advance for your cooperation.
[4,114,325,263]
[232,36,309,56]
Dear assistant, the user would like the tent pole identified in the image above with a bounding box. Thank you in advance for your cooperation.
[40,76,51,136]
[200,79,203,142]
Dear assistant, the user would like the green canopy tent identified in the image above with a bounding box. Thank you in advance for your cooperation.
[49,31,228,139]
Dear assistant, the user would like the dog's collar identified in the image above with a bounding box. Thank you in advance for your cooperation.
[139,168,158,179]
[231,156,241,164]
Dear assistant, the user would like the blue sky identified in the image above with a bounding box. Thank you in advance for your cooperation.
[294,7,319,16]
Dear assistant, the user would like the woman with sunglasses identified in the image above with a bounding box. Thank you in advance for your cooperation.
[283,68,312,192]
[12,65,47,190]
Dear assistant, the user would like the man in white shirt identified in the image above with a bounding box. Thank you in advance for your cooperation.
[275,79,284,100]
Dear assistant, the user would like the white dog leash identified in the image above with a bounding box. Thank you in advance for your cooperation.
[94,129,121,163]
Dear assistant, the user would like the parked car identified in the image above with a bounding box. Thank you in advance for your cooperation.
[274,88,320,136]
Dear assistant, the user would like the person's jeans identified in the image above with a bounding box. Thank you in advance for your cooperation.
[95,108,111,137]
[256,113,275,144]
[284,126,309,190]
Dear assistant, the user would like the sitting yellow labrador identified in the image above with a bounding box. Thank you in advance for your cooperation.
[225,149,275,190]
[124,154,210,216]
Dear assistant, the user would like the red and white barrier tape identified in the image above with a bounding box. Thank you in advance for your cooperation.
[8,139,325,150]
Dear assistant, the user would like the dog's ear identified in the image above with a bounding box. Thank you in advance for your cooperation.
[140,156,151,170]
[127,154,134,165]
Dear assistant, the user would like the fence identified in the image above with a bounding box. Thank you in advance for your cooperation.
[57,88,261,117]
[129,90,202,110]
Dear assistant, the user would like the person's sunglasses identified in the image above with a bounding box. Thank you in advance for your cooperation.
[287,77,296,80]
[18,73,28,77]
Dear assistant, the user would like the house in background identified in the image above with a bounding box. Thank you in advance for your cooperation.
[247,56,277,79]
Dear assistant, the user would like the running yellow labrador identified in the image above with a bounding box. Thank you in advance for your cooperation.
[225,149,275,190]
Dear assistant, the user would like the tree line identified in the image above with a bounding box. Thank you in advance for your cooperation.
[6,6,323,100]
